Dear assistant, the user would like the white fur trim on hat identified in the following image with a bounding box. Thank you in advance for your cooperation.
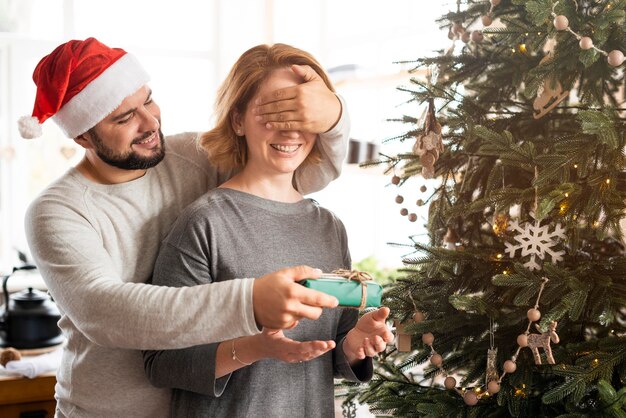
[52,53,150,138]
[18,115,43,139]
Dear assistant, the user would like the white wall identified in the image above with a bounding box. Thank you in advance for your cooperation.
[0,0,450,271]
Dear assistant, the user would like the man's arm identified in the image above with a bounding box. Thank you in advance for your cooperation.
[24,199,337,350]
[293,95,349,195]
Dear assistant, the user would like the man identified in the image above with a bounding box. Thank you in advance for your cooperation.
[19,38,349,417]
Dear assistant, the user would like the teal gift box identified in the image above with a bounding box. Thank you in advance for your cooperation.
[299,272,382,309]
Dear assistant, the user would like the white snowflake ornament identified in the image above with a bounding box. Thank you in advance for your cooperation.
[504,212,566,270]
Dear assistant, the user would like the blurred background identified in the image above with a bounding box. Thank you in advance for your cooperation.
[0,0,451,275]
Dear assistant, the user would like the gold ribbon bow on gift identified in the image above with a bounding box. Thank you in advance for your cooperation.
[325,269,373,309]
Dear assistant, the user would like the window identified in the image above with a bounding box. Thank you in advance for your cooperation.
[0,0,449,271]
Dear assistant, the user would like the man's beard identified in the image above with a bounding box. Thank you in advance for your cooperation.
[89,128,166,170]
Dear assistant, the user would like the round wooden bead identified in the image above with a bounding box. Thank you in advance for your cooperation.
[391,175,401,185]
[422,332,435,345]
[481,14,493,27]
[503,360,517,373]
[487,380,501,394]
[420,152,436,167]
[416,199,424,206]
[452,22,464,35]
[420,185,427,193]
[444,376,457,390]
[400,208,409,216]
[608,50,625,67]
[579,37,593,50]
[430,353,443,366]
[461,31,471,43]
[517,334,528,347]
[553,15,569,31]
[413,311,425,323]
[408,213,418,222]
[395,195,404,204]
[527,308,541,322]
[471,30,484,43]
[464,391,479,406]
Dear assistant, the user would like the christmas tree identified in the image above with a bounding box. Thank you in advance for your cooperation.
[341,1,626,417]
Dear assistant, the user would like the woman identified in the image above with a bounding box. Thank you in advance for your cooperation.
[143,43,392,418]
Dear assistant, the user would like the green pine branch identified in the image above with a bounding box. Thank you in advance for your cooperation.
[344,1,626,416]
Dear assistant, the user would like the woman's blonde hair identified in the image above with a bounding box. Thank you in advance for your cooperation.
[199,43,335,172]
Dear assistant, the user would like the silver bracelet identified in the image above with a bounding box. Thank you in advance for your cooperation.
[231,340,252,366]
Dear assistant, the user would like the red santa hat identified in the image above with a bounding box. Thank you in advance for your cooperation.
[18,37,150,139]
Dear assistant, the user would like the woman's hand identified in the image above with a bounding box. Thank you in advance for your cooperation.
[256,328,336,364]
[342,307,393,365]
[216,328,335,378]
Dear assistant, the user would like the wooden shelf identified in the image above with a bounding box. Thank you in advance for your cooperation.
[0,373,56,418]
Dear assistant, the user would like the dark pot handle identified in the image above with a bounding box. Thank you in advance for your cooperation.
[2,264,38,319]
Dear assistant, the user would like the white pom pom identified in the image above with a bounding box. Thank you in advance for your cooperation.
[18,116,42,139]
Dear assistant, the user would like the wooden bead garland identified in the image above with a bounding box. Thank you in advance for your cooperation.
[392,175,429,223]
[550,1,624,67]
[394,277,553,406]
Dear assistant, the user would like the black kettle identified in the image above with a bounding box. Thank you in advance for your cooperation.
[0,265,63,349]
